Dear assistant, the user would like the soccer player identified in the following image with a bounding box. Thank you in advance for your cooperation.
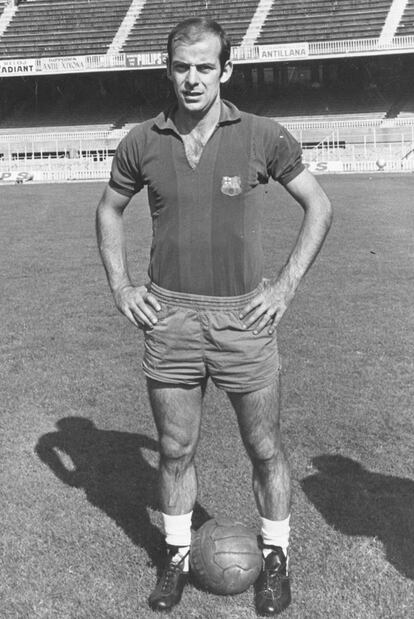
[96,17,332,616]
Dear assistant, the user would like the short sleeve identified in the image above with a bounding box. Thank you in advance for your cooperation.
[264,122,305,186]
[109,132,145,197]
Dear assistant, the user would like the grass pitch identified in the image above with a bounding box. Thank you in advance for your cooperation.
[1,175,413,618]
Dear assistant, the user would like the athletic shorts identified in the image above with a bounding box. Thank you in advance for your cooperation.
[142,282,280,393]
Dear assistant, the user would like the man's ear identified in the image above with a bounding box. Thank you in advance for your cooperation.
[220,60,233,84]
[166,60,172,81]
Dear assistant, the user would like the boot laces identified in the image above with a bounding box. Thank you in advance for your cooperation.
[160,550,188,592]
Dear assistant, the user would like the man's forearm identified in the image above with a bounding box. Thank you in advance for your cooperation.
[96,189,159,328]
[276,194,332,297]
[96,204,132,296]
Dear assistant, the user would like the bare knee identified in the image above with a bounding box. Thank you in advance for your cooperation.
[247,435,285,471]
[159,433,197,471]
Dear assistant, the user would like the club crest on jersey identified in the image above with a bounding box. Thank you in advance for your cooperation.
[221,176,242,196]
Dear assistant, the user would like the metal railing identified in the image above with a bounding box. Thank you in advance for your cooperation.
[309,35,414,57]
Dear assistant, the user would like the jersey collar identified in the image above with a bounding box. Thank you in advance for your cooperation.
[153,99,241,133]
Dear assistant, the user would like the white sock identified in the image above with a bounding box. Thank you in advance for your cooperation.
[162,511,192,571]
[260,515,290,557]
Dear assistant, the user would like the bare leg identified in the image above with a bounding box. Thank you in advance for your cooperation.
[227,377,290,520]
[147,378,205,515]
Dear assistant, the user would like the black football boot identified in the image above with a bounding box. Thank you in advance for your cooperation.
[148,545,189,612]
[255,544,291,616]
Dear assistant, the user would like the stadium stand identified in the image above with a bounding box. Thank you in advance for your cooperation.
[0,0,409,59]
[0,0,413,179]
[396,0,414,35]
[122,0,261,52]
[0,0,132,58]
[258,0,393,44]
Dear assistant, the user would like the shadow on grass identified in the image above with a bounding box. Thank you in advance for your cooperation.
[35,417,210,569]
[301,454,414,579]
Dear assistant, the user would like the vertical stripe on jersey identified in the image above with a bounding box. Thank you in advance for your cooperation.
[210,118,264,296]
[173,137,215,294]
[147,132,181,290]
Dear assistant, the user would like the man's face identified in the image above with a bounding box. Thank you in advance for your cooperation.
[167,33,232,117]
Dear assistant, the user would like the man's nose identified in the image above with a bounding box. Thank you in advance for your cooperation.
[186,66,199,86]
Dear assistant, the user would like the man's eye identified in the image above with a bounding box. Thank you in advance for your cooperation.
[198,66,212,73]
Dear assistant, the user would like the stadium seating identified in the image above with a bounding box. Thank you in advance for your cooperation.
[258,0,393,44]
[122,0,261,52]
[396,0,414,36]
[0,0,408,59]
[0,0,132,58]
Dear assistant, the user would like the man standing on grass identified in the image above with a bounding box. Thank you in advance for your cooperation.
[96,17,332,616]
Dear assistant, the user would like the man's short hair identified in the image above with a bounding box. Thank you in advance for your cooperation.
[167,17,231,73]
